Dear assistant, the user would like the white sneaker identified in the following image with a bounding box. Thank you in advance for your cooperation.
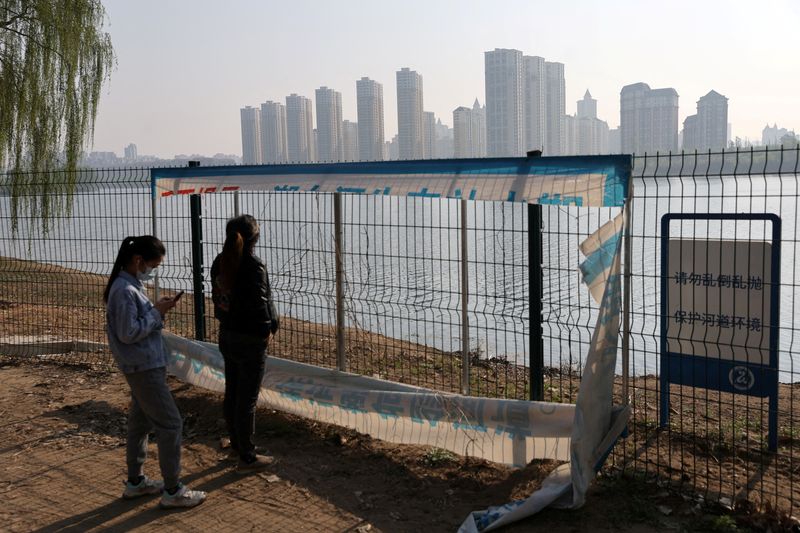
[122,476,164,499]
[159,483,207,509]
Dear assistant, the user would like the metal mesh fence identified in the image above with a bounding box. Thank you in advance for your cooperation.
[0,168,153,363]
[624,148,800,514]
[1,148,798,515]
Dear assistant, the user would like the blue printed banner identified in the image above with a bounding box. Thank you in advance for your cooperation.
[164,332,575,467]
[151,155,631,208]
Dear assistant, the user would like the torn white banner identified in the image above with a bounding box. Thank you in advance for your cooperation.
[459,206,629,532]
[165,332,576,466]
[579,212,624,304]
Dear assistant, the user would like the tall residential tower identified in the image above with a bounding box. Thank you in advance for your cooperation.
[453,99,486,158]
[315,87,343,162]
[260,101,288,164]
[485,48,524,157]
[356,77,385,161]
[682,90,728,151]
[620,82,679,154]
[240,106,262,165]
[522,55,546,154]
[396,68,424,160]
[544,61,565,155]
[286,94,315,163]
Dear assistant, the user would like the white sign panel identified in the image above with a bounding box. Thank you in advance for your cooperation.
[667,239,771,364]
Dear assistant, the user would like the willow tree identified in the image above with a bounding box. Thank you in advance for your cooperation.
[1,0,114,233]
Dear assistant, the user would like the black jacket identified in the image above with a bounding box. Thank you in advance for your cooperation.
[211,253,278,338]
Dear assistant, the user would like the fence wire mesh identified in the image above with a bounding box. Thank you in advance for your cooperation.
[625,148,800,514]
[1,147,798,515]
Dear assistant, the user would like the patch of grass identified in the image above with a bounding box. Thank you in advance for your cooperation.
[636,417,660,432]
[732,416,762,436]
[699,514,740,532]
[545,384,562,403]
[421,447,457,467]
[779,425,799,440]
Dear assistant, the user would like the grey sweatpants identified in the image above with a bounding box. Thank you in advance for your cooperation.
[124,366,182,488]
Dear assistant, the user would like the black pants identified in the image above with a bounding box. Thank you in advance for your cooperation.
[219,329,267,461]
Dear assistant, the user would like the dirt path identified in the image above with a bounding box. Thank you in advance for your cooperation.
[2,360,786,533]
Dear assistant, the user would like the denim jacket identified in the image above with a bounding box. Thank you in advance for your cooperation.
[105,271,167,374]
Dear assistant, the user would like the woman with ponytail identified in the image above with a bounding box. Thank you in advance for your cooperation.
[211,215,278,473]
[105,236,206,508]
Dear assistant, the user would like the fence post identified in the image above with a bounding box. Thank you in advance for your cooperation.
[529,203,544,401]
[461,198,470,396]
[334,192,346,371]
[151,173,160,301]
[233,190,240,217]
[188,161,206,341]
[622,177,634,405]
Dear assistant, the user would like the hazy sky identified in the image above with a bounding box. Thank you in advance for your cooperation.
[93,0,800,158]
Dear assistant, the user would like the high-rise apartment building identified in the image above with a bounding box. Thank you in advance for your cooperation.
[286,94,314,163]
[544,62,565,156]
[260,101,288,164]
[564,115,578,156]
[682,90,728,151]
[240,106,262,165]
[342,120,359,161]
[315,87,343,162]
[609,127,621,153]
[423,111,436,159]
[485,49,524,157]
[434,118,454,159]
[485,49,567,157]
[682,115,698,152]
[124,143,138,161]
[566,90,609,155]
[697,90,728,151]
[522,56,546,154]
[453,107,473,158]
[453,99,486,158]
[387,134,399,160]
[620,82,679,154]
[576,89,597,120]
[356,77,384,161]
[396,68,424,159]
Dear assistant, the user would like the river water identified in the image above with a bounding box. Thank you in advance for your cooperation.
[2,174,799,382]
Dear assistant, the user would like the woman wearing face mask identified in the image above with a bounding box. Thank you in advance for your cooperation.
[104,235,206,508]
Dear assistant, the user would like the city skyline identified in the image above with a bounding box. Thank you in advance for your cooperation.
[238,58,740,164]
[92,0,799,158]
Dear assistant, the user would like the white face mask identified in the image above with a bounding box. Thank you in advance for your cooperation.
[137,265,156,281]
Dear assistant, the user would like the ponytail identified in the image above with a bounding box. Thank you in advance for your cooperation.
[104,236,136,302]
[218,215,260,290]
[104,235,166,302]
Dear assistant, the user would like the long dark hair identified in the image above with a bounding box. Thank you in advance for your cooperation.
[218,215,260,290]
[104,235,166,302]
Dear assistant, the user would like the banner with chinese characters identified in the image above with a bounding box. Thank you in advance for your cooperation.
[164,332,575,465]
[151,155,630,208]
[667,239,772,364]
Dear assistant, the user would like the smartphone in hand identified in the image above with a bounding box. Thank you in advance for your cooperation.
[173,290,185,302]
